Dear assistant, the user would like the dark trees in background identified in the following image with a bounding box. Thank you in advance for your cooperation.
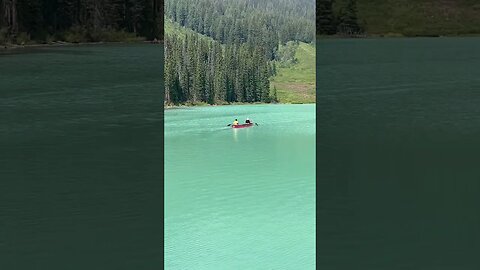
[0,0,163,44]
[317,0,336,35]
[316,0,362,36]
[336,0,361,35]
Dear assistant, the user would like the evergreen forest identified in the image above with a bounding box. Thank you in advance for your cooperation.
[0,0,163,44]
[317,0,480,37]
[164,0,315,105]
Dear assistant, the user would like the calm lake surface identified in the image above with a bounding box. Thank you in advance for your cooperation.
[165,104,316,269]
[0,44,163,269]
[317,38,480,269]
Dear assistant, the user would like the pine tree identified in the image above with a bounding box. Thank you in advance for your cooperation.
[260,63,271,103]
[272,85,278,103]
[337,0,361,35]
[213,42,226,102]
[193,43,205,103]
[317,0,336,35]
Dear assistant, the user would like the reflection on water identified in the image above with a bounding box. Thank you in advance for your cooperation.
[232,127,238,142]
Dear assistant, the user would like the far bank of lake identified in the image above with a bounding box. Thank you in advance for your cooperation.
[164,101,315,110]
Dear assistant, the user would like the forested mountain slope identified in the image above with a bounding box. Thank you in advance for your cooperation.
[165,19,274,105]
[164,0,315,105]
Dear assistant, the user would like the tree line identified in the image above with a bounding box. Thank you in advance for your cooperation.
[165,33,277,105]
[317,0,362,36]
[165,0,315,61]
[0,0,163,44]
[165,0,314,105]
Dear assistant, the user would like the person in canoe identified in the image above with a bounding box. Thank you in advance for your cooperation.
[245,118,251,124]
[232,119,239,126]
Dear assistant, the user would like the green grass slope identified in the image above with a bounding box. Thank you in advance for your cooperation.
[165,19,214,42]
[271,42,316,104]
[354,0,480,36]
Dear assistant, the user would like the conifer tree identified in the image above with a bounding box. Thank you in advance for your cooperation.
[272,86,278,103]
[317,0,336,35]
[337,0,361,35]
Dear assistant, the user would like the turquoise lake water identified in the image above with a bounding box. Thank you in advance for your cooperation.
[165,104,316,269]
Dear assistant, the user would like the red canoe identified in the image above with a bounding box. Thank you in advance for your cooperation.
[232,123,254,129]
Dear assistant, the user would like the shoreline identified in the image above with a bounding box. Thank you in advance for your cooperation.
[316,33,480,40]
[1,40,163,50]
[164,102,315,110]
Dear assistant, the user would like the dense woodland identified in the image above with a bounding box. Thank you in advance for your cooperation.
[164,0,315,105]
[317,0,362,36]
[0,0,163,44]
[165,0,315,50]
[165,31,276,105]
[317,0,480,36]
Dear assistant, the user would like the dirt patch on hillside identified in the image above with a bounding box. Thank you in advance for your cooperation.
[273,82,315,97]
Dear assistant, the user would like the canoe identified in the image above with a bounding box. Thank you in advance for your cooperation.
[232,123,254,129]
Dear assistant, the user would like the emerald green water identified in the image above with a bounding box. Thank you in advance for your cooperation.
[165,104,316,269]
[317,38,480,269]
[0,44,163,269]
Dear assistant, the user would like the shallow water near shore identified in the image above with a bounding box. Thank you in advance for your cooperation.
[165,104,316,269]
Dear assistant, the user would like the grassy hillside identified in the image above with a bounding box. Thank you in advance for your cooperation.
[353,0,480,36]
[165,20,214,41]
[271,43,316,104]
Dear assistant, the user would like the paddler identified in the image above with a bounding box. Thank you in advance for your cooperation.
[245,118,251,124]
[233,119,239,126]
